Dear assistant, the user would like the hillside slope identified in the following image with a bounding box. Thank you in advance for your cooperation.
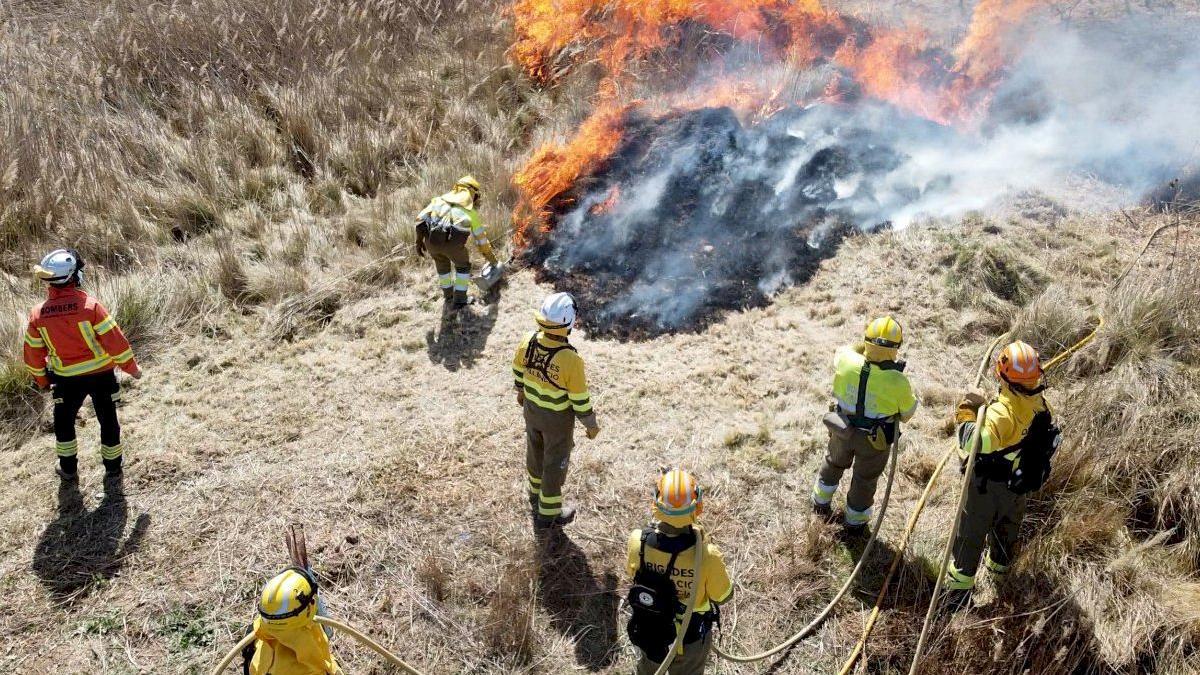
[3,199,1193,673]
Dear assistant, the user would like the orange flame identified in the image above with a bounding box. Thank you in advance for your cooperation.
[509,0,1050,247]
[512,99,632,248]
[589,185,623,216]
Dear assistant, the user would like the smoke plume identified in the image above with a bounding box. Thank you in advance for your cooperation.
[512,4,1200,338]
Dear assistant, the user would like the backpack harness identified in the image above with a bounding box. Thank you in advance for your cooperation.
[970,408,1061,494]
[523,332,576,392]
[844,360,905,449]
[626,527,718,663]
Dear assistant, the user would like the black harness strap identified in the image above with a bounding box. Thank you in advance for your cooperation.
[855,362,872,419]
[639,530,684,583]
[524,332,576,392]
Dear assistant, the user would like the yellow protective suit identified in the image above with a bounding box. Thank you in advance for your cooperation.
[249,615,341,675]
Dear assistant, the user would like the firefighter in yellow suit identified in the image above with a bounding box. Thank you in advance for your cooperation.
[513,292,600,527]
[246,568,340,675]
[414,175,498,310]
[626,468,733,675]
[944,341,1060,605]
[812,316,918,532]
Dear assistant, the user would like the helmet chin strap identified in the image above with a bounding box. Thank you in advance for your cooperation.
[1002,376,1046,395]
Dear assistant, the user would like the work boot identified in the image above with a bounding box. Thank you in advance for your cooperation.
[56,455,78,482]
[527,492,539,513]
[812,500,833,519]
[102,472,124,497]
[452,296,476,311]
[536,505,576,528]
[842,521,868,538]
[103,457,123,477]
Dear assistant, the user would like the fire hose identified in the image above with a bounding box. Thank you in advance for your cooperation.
[711,426,900,664]
[206,616,426,675]
[651,527,706,675]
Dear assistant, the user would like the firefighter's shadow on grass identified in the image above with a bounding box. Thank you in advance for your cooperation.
[844,534,933,611]
[535,528,620,671]
[33,477,151,601]
[425,291,502,372]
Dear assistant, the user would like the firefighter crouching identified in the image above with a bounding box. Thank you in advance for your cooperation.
[513,292,600,527]
[812,316,918,532]
[243,567,341,675]
[943,340,1062,605]
[626,468,733,675]
[414,175,498,310]
[23,249,142,481]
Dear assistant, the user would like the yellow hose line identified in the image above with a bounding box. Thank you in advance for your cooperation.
[712,434,900,663]
[313,616,426,675]
[208,632,257,675]
[907,404,986,675]
[1042,315,1104,372]
[652,527,706,675]
[835,446,953,675]
[208,617,427,675]
[837,333,1006,675]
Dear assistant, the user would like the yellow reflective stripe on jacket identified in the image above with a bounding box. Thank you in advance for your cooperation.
[79,322,105,360]
[24,332,44,348]
[111,348,134,364]
[52,354,114,376]
[26,364,47,377]
[40,324,113,376]
[568,391,593,413]
[467,209,490,247]
[93,315,117,335]
[523,378,572,411]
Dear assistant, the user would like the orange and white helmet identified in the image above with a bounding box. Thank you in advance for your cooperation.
[996,340,1042,388]
[654,468,703,527]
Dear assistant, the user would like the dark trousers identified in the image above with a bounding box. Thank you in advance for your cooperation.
[524,402,575,518]
[636,631,713,675]
[951,478,1026,582]
[52,370,122,471]
[425,230,471,304]
[816,428,890,520]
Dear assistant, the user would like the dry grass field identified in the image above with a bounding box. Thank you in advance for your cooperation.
[1,0,1198,674]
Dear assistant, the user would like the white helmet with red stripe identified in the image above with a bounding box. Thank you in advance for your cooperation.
[654,467,703,527]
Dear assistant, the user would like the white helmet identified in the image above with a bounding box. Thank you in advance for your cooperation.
[33,249,83,286]
[535,292,577,332]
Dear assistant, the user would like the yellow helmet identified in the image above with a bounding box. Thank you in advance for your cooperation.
[654,468,703,527]
[863,316,903,363]
[454,175,482,193]
[258,568,319,630]
[444,175,481,209]
[864,316,903,348]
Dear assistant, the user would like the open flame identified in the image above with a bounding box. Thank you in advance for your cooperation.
[510,0,1046,245]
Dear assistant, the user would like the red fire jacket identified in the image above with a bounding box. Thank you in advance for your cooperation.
[23,285,139,387]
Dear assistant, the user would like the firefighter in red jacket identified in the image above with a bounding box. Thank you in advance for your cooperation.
[23,249,142,480]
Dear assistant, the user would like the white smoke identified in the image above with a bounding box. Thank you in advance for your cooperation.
[531,16,1200,337]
